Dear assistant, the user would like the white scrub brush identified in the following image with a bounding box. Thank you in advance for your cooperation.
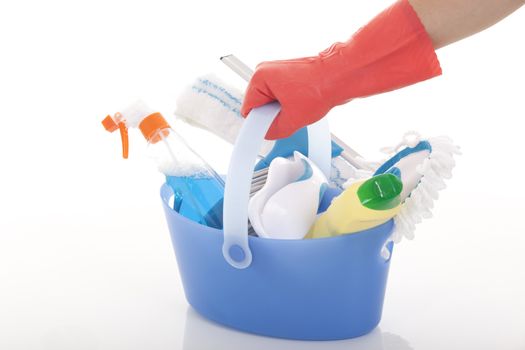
[373,131,461,249]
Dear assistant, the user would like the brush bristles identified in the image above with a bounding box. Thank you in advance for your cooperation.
[391,135,461,245]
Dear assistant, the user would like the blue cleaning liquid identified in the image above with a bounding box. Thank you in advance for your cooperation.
[166,175,224,229]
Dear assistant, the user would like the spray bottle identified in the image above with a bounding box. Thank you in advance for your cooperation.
[102,101,224,228]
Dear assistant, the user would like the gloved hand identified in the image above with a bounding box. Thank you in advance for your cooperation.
[241,0,441,140]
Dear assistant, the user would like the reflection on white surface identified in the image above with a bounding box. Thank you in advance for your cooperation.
[183,307,414,350]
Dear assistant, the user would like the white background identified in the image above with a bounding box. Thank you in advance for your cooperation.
[1,0,524,349]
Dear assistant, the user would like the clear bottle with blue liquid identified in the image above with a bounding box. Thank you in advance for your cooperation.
[102,101,224,228]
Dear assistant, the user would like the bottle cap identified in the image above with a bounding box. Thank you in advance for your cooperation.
[357,173,403,210]
[139,112,171,144]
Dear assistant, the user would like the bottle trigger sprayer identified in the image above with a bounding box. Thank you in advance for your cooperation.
[102,112,129,159]
[102,100,224,229]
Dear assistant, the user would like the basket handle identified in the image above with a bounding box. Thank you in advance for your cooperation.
[222,102,332,269]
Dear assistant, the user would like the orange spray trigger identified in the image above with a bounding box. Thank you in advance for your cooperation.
[101,114,129,159]
[118,122,129,159]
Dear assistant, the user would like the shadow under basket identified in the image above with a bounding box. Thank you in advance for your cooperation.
[161,183,395,341]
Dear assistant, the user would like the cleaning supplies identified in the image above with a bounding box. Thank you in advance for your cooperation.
[175,56,374,191]
[373,132,460,243]
[102,101,225,228]
[174,72,371,190]
[306,174,403,239]
[248,152,328,239]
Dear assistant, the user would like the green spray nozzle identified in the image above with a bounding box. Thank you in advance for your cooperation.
[357,174,403,210]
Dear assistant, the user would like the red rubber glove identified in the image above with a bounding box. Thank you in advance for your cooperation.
[241,0,441,140]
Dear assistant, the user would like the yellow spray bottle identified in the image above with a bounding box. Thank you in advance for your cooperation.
[307,174,403,239]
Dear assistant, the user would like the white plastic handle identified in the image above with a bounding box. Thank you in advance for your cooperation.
[307,117,331,177]
[222,102,332,269]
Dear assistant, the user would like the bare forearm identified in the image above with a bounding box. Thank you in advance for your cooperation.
[409,0,525,49]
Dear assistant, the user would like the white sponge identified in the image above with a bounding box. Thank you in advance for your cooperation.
[175,74,274,156]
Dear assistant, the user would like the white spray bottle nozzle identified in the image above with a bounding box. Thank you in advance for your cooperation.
[119,100,155,128]
[101,100,158,159]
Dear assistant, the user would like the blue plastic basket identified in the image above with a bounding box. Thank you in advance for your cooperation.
[161,102,395,340]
